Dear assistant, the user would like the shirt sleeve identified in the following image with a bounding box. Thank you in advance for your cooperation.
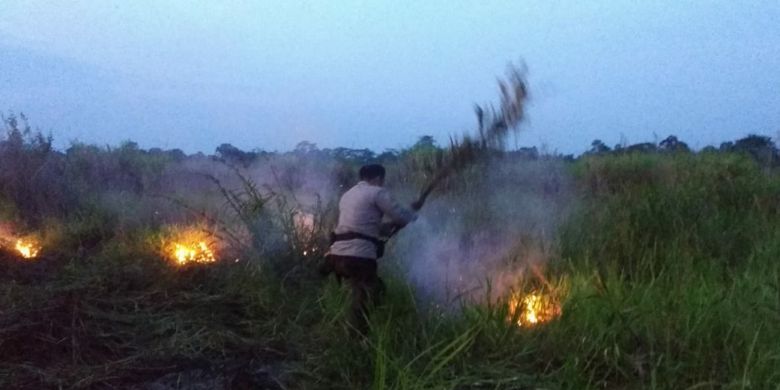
[375,189,418,226]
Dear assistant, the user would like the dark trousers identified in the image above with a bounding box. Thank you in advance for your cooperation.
[321,254,385,333]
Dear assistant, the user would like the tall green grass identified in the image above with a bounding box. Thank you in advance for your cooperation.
[2,151,779,388]
[297,152,780,389]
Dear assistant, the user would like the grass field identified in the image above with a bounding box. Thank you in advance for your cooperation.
[1,137,779,388]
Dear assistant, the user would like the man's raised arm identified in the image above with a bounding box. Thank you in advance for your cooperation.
[375,189,417,228]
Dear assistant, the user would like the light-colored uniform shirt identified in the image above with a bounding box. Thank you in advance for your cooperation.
[329,181,417,259]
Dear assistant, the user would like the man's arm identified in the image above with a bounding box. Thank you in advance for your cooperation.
[375,189,417,227]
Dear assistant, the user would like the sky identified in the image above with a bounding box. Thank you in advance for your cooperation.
[1,1,779,154]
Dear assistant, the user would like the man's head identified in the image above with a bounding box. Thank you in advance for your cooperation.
[359,164,386,186]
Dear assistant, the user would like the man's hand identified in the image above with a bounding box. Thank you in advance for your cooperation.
[380,221,402,236]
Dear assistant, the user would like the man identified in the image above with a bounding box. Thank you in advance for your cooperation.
[322,164,419,333]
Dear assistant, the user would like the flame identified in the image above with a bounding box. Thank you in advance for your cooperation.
[172,241,215,265]
[163,225,220,266]
[15,239,40,259]
[507,291,561,327]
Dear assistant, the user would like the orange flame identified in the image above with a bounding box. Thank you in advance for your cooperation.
[507,291,561,327]
[171,241,216,265]
[15,239,40,259]
[164,226,219,265]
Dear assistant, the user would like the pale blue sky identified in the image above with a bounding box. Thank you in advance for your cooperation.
[1,1,779,153]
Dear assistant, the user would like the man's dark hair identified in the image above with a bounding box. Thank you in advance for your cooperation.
[359,164,386,181]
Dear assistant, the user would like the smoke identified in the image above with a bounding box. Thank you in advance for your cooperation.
[152,153,342,257]
[156,153,340,216]
[390,158,575,306]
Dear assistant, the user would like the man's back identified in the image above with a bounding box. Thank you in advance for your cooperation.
[334,181,384,238]
[329,181,416,259]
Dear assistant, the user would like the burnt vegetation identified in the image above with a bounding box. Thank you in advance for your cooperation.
[2,107,780,389]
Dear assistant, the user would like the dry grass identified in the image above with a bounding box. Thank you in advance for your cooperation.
[413,64,528,209]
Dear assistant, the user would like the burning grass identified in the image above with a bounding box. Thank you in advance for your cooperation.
[14,238,40,259]
[507,290,562,327]
[173,241,216,264]
[163,226,219,265]
[0,229,42,260]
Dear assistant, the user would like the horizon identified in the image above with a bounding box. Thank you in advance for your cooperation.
[6,110,773,158]
[2,1,779,154]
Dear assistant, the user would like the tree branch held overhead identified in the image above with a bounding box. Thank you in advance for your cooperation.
[415,63,528,208]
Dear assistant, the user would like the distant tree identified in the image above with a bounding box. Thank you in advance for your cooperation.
[166,148,187,161]
[399,135,444,179]
[733,134,775,151]
[254,149,273,160]
[624,142,657,154]
[118,140,140,152]
[414,135,437,150]
[732,134,779,167]
[328,147,376,165]
[700,146,718,154]
[377,149,400,164]
[1,112,52,157]
[114,140,165,194]
[216,143,240,159]
[349,148,376,164]
[215,143,256,167]
[587,139,611,155]
[294,141,318,155]
[659,135,690,153]
[512,146,539,160]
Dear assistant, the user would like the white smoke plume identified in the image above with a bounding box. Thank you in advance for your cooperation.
[389,158,575,306]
